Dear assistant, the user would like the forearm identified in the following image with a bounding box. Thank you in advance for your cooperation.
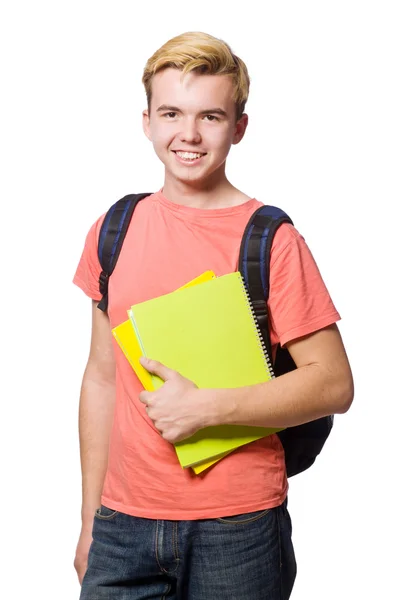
[209,362,353,429]
[78,370,116,528]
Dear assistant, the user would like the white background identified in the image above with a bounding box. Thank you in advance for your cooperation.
[1,1,396,598]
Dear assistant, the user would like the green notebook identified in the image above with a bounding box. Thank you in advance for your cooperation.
[129,271,283,468]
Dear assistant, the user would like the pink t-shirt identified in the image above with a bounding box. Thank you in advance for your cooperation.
[73,190,340,519]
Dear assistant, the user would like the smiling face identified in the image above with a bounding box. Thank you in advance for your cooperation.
[143,68,248,189]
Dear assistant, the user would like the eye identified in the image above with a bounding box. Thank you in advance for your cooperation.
[163,112,177,118]
[203,115,219,122]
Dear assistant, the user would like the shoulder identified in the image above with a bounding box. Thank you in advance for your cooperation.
[83,192,158,249]
[86,212,107,245]
[269,219,324,289]
[270,221,306,263]
[246,201,307,263]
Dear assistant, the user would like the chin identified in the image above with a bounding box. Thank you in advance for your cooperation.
[166,165,208,182]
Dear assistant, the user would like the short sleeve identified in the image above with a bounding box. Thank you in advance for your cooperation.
[268,223,341,348]
[73,214,106,301]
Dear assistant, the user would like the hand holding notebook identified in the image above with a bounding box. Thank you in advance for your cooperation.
[138,355,208,441]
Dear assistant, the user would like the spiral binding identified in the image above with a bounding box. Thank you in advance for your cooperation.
[238,272,275,380]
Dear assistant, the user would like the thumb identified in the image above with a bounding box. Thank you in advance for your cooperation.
[139,357,175,381]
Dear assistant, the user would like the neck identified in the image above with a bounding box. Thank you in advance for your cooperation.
[162,174,251,210]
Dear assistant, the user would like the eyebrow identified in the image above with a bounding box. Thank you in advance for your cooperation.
[156,105,228,117]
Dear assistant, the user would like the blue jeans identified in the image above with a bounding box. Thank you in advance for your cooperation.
[80,500,296,599]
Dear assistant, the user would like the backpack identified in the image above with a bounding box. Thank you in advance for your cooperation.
[97,193,333,477]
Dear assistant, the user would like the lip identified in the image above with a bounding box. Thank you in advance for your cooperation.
[172,150,207,155]
[172,150,207,166]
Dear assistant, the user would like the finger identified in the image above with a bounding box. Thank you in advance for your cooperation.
[139,357,176,381]
[162,429,182,444]
[139,390,152,405]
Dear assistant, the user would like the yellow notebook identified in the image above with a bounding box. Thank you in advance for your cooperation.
[129,271,283,468]
[191,455,229,474]
[112,270,227,473]
[112,319,155,390]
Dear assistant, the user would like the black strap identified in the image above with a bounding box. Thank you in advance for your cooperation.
[238,205,293,361]
[97,193,152,311]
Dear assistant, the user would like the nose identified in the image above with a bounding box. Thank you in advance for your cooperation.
[179,117,202,144]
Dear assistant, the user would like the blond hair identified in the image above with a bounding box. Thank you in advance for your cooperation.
[142,32,250,120]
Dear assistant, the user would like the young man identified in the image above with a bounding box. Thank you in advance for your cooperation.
[73,31,354,599]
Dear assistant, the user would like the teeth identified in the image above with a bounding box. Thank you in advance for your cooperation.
[176,152,204,159]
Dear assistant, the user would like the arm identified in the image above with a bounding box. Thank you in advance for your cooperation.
[74,300,116,583]
[139,229,353,442]
[139,323,354,443]
[210,323,354,428]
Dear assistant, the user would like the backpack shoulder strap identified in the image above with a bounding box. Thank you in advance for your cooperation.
[97,192,152,311]
[238,205,293,355]
[239,205,335,478]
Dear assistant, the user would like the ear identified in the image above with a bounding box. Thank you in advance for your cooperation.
[232,113,249,145]
[142,109,152,141]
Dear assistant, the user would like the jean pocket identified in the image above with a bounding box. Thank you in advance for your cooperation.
[95,505,119,520]
[216,508,270,525]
